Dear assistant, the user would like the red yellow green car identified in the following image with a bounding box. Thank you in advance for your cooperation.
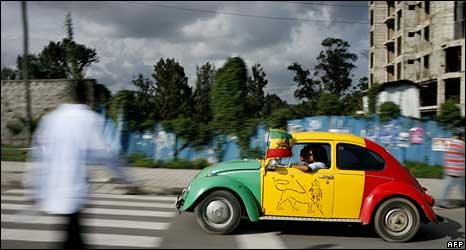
[176,129,439,242]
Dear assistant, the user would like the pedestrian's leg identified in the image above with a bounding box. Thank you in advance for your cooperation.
[64,212,85,249]
[440,176,455,207]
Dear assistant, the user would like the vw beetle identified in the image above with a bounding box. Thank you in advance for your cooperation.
[176,129,439,242]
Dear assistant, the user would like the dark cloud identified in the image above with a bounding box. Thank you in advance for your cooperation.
[1,1,369,103]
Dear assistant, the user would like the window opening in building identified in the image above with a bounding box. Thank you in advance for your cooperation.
[424,1,430,14]
[424,26,429,41]
[408,32,415,37]
[446,46,462,73]
[397,37,402,56]
[370,53,374,68]
[397,62,402,80]
[445,78,461,103]
[370,9,374,26]
[409,5,415,10]
[454,1,465,39]
[397,10,402,30]
[420,80,437,106]
[370,31,374,47]
[408,59,414,64]
[423,55,429,69]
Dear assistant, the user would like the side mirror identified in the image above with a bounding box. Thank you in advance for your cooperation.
[266,159,278,171]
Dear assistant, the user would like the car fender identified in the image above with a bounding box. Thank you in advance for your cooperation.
[181,175,261,222]
[360,181,437,225]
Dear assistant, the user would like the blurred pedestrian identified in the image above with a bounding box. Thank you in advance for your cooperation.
[27,82,135,249]
[439,131,465,208]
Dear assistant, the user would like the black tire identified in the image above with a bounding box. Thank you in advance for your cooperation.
[374,197,420,242]
[194,190,241,235]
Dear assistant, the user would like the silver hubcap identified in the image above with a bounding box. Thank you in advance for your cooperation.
[384,208,412,236]
[204,199,232,227]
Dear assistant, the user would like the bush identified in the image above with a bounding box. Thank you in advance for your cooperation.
[1,145,28,161]
[403,161,443,179]
[126,153,211,169]
[379,101,401,122]
[437,99,464,130]
[6,117,26,135]
[317,93,342,115]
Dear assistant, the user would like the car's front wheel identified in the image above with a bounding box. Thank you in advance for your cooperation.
[194,190,241,235]
[374,197,420,242]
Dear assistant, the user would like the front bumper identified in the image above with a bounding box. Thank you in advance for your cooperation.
[175,188,187,213]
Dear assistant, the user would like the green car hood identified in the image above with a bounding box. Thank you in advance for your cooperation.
[197,159,261,178]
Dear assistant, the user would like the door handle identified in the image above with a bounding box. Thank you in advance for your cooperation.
[319,175,334,180]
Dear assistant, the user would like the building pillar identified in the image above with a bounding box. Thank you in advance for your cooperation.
[437,78,445,115]
[461,77,465,116]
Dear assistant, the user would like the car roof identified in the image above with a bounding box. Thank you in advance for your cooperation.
[291,131,365,145]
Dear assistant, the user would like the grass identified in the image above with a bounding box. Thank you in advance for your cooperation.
[126,153,211,169]
[1,145,29,162]
[403,161,444,179]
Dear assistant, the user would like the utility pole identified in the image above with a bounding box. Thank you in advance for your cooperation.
[21,1,33,145]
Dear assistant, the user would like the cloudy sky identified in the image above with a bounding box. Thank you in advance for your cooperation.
[1,1,369,104]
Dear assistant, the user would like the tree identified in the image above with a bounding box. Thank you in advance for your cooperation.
[193,62,215,123]
[211,57,248,134]
[437,99,464,130]
[16,54,45,79]
[211,57,249,158]
[1,67,18,80]
[162,116,198,160]
[368,83,381,114]
[379,101,401,122]
[317,93,342,115]
[152,58,193,121]
[288,62,321,102]
[247,63,268,118]
[37,41,68,79]
[262,93,288,117]
[341,77,368,115]
[314,38,358,96]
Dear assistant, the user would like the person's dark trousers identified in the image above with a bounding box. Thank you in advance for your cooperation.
[63,211,85,249]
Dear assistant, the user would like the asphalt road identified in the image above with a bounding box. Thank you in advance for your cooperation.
[2,188,464,249]
[160,206,465,249]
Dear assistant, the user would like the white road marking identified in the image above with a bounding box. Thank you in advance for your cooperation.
[1,204,176,217]
[1,195,174,208]
[3,189,177,202]
[1,214,170,230]
[235,232,286,249]
[1,229,161,248]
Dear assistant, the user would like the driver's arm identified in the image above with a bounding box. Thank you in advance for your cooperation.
[293,164,310,172]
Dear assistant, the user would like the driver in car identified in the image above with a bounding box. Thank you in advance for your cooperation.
[293,145,327,172]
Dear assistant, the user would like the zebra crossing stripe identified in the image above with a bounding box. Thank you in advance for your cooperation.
[235,232,286,249]
[3,189,177,202]
[1,195,175,209]
[1,228,162,248]
[1,214,171,230]
[1,204,176,217]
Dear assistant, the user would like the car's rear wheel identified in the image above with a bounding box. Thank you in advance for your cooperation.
[374,197,420,242]
[194,190,241,235]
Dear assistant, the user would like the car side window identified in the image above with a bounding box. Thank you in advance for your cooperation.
[337,143,385,171]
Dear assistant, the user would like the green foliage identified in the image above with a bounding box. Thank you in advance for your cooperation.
[16,13,98,80]
[1,145,29,162]
[107,90,145,131]
[265,108,293,130]
[247,64,268,118]
[262,94,288,117]
[153,58,193,121]
[314,37,358,96]
[193,62,215,123]
[126,153,210,169]
[288,62,321,102]
[1,67,18,80]
[211,57,248,135]
[317,93,342,115]
[379,101,401,122]
[368,83,381,114]
[6,116,26,135]
[437,99,464,130]
[403,161,443,179]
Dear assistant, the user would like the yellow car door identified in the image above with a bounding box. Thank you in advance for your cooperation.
[261,142,335,218]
